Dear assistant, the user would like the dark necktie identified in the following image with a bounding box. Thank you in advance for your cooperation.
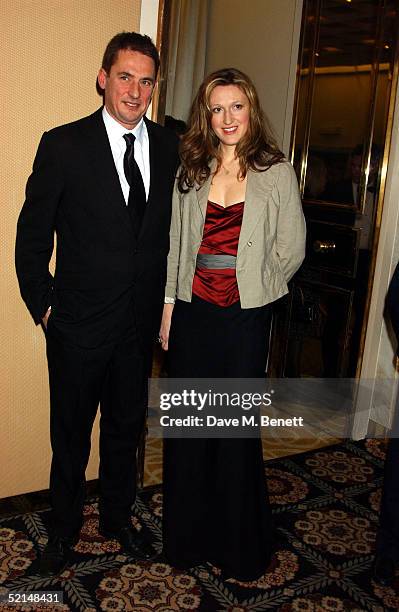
[123,133,146,235]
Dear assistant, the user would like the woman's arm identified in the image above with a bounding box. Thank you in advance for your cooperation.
[160,178,182,350]
[159,303,174,351]
[275,162,306,281]
[164,178,183,300]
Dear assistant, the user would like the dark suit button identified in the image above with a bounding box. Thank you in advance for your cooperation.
[133,249,139,254]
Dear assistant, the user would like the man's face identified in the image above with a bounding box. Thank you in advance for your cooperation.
[97,49,156,129]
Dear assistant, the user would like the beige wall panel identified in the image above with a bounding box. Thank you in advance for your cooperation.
[1,0,141,498]
[205,0,302,149]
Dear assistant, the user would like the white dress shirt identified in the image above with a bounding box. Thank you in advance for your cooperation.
[102,106,150,203]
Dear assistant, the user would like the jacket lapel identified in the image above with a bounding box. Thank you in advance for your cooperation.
[83,109,132,227]
[138,119,162,239]
[146,118,160,206]
[237,169,276,253]
[195,162,276,252]
[196,159,217,218]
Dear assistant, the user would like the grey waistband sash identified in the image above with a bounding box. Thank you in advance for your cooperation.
[196,253,237,269]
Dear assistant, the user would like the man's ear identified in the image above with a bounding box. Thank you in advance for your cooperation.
[97,68,107,91]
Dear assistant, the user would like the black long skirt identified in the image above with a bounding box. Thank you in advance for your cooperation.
[163,295,274,581]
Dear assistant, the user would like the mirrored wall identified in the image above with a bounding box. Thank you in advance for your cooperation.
[269,0,399,378]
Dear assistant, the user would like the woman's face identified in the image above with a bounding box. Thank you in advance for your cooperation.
[209,84,250,148]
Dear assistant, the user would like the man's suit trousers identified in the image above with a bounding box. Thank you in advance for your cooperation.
[45,308,148,538]
[376,409,399,561]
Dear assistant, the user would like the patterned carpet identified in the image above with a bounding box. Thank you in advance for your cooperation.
[0,439,398,611]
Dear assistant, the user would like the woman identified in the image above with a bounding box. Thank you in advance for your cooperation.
[159,68,306,581]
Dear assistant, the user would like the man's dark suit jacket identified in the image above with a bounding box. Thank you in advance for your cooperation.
[387,263,399,355]
[16,108,178,349]
[375,262,399,562]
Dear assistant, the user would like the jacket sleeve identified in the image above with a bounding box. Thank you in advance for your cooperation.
[164,177,183,300]
[15,131,63,324]
[387,262,399,353]
[275,162,306,282]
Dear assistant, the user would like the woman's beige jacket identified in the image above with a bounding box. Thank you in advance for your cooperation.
[165,160,306,308]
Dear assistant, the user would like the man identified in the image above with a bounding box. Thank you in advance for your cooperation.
[323,144,380,207]
[373,263,399,586]
[15,32,178,577]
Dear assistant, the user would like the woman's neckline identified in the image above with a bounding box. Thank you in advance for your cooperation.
[208,200,244,209]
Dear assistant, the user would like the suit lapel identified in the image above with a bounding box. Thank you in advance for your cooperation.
[139,119,158,239]
[83,109,132,228]
[196,159,217,218]
[138,119,170,240]
[237,169,276,253]
[146,118,161,206]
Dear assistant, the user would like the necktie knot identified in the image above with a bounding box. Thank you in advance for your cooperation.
[123,133,136,149]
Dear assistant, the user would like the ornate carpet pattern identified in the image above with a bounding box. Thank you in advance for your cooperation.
[1,439,398,611]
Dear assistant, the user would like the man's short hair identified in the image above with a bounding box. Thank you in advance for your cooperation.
[101,31,160,76]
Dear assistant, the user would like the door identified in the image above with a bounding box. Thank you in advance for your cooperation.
[268,0,399,379]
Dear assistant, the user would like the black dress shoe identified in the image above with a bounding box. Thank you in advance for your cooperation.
[38,535,74,577]
[373,554,396,586]
[100,525,155,560]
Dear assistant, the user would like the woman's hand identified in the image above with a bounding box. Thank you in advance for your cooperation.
[159,303,174,351]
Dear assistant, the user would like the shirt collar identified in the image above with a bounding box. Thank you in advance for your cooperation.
[102,106,146,147]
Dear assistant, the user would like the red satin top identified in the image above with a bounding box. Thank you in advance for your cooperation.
[192,200,244,307]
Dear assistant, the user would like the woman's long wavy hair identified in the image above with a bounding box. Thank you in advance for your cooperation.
[177,68,284,193]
